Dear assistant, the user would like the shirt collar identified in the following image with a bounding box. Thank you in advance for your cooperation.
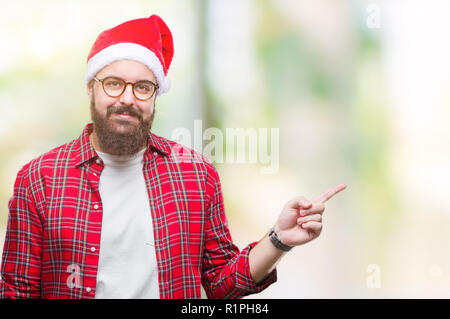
[72,123,171,167]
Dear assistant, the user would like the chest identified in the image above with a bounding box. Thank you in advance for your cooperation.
[42,161,209,252]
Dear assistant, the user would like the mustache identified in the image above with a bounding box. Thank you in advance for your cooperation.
[106,105,142,120]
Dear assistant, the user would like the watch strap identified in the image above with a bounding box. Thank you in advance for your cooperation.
[268,227,293,252]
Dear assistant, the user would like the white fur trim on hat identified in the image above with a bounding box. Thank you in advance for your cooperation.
[85,42,170,96]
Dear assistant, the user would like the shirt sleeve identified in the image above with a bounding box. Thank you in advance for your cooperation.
[0,165,43,298]
[201,164,277,299]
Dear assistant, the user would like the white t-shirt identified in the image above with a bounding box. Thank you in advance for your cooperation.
[94,148,160,299]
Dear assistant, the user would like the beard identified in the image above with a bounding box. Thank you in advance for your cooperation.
[90,96,155,156]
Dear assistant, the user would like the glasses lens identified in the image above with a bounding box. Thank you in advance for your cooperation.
[103,77,125,97]
[134,82,155,100]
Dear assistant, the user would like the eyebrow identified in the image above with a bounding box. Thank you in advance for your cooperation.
[103,75,155,83]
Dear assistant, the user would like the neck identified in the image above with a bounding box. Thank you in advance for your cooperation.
[89,131,102,152]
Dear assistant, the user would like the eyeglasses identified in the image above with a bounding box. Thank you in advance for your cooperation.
[93,76,159,101]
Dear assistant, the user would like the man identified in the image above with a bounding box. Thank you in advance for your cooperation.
[0,14,346,299]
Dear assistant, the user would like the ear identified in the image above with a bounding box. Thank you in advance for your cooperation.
[86,80,94,99]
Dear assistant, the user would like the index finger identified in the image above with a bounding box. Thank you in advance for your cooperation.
[313,184,347,204]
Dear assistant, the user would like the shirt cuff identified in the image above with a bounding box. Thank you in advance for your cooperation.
[235,241,277,295]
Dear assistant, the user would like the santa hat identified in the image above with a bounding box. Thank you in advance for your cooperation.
[85,14,174,96]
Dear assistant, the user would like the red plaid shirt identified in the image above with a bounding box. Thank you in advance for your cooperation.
[0,123,276,299]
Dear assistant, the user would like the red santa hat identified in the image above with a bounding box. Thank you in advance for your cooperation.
[85,14,174,96]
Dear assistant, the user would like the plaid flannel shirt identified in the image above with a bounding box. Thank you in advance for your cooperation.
[0,123,276,299]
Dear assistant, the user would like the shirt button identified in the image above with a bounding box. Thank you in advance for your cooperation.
[86,287,91,293]
[153,152,158,156]
[93,172,97,177]
[90,247,96,252]
[94,204,99,210]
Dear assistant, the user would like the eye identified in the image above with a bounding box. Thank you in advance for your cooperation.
[107,81,120,87]
[135,83,151,92]
[104,78,123,88]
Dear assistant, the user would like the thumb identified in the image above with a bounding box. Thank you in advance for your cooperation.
[286,196,312,210]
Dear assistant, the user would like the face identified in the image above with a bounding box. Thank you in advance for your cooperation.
[87,59,157,155]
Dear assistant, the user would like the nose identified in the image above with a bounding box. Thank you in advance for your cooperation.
[119,83,136,105]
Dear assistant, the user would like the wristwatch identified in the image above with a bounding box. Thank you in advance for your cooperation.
[268,227,293,252]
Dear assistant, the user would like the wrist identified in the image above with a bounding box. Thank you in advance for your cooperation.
[269,227,293,252]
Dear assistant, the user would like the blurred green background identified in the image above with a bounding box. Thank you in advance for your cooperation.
[1,0,449,298]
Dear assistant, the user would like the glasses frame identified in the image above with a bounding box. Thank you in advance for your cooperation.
[93,76,159,101]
